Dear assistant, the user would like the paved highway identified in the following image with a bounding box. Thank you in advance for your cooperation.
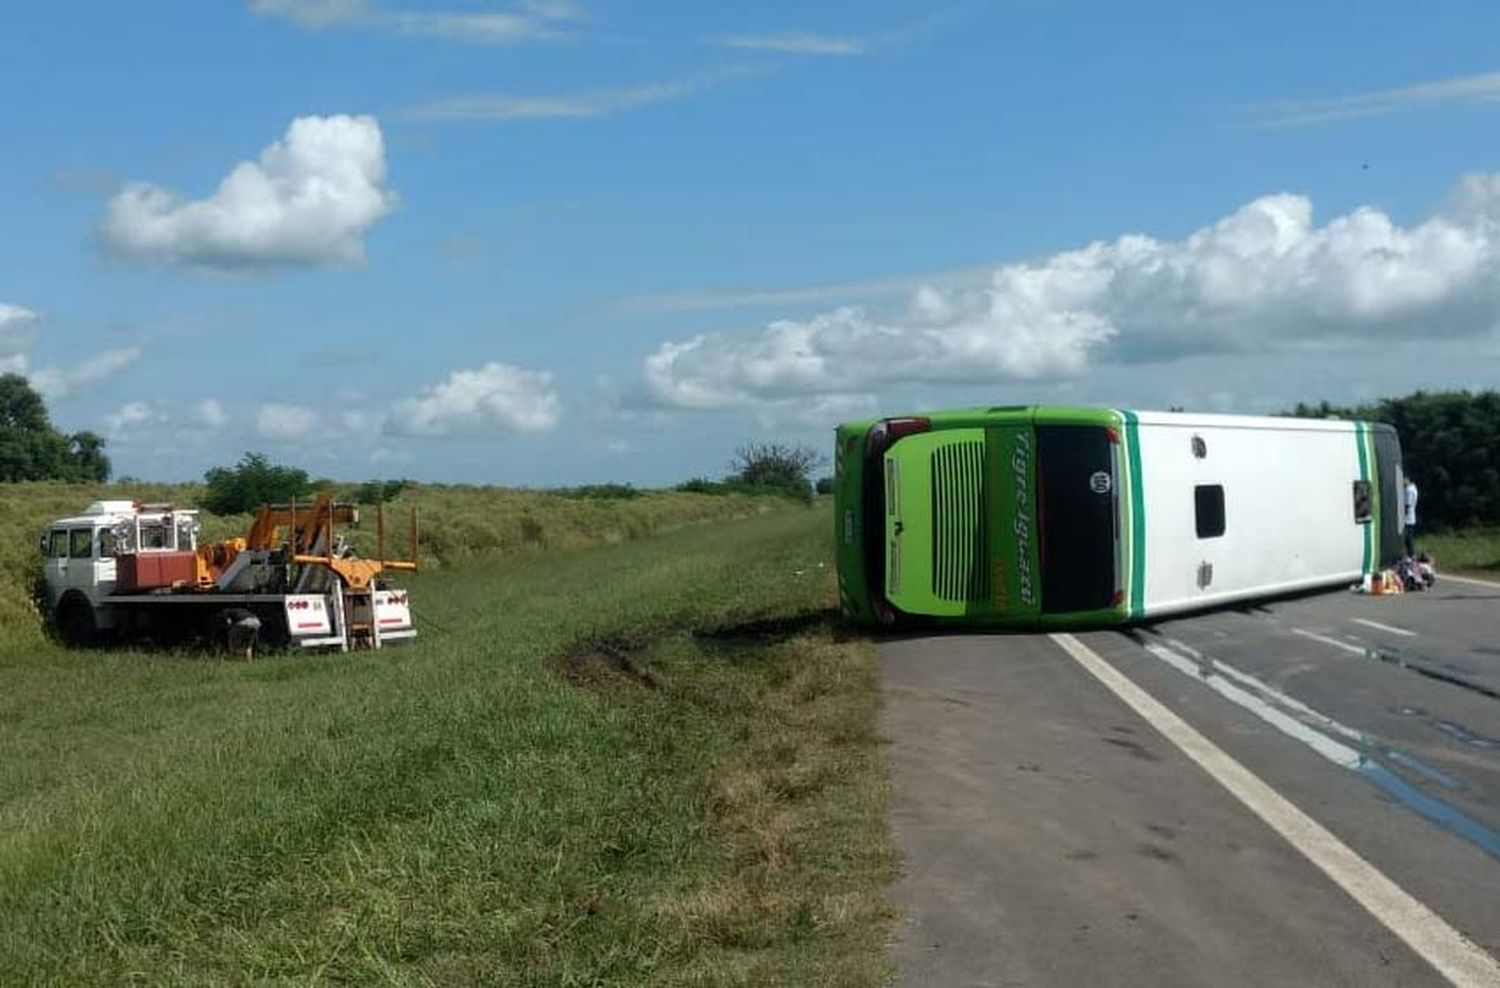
[881,575,1500,987]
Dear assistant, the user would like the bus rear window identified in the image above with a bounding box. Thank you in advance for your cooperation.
[1037,426,1117,613]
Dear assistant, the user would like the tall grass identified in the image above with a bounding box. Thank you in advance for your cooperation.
[1421,528,1500,577]
[0,507,895,985]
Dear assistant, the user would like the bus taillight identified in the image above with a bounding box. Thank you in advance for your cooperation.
[865,417,931,456]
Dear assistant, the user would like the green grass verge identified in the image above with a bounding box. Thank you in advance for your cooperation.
[0,506,895,986]
[1419,528,1500,579]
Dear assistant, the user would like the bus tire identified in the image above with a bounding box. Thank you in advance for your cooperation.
[56,594,98,647]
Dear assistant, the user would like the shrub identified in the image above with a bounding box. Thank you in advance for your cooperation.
[675,477,724,495]
[352,479,410,504]
[202,453,313,515]
[730,442,825,501]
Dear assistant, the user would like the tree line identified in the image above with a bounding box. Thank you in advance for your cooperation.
[1288,390,1500,530]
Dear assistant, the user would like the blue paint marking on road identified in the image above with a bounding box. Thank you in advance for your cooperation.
[1139,636,1500,865]
[1379,748,1464,791]
[1358,762,1500,862]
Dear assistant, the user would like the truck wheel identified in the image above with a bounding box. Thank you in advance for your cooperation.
[56,595,98,647]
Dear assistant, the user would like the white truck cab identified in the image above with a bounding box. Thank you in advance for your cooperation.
[41,501,202,642]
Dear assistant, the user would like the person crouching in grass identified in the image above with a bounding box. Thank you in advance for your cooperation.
[221,607,262,660]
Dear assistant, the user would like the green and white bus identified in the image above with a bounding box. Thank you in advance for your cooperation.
[833,406,1404,628]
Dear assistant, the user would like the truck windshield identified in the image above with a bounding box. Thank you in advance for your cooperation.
[1036,425,1118,613]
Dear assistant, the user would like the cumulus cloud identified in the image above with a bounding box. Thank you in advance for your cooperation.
[387,362,560,436]
[257,403,321,441]
[105,397,233,439]
[104,401,154,438]
[643,172,1500,410]
[196,399,229,428]
[0,304,37,374]
[101,114,396,271]
[249,0,585,42]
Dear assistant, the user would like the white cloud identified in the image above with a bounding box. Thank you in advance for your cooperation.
[1257,68,1500,127]
[30,347,143,400]
[613,262,997,316]
[104,401,154,438]
[101,114,396,271]
[249,0,585,42]
[248,0,367,27]
[257,403,321,441]
[0,304,37,374]
[0,305,141,398]
[105,397,233,439]
[388,362,560,436]
[406,67,765,122]
[715,32,867,56]
[642,172,1500,411]
[196,399,228,428]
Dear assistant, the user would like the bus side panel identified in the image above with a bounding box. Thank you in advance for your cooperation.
[1133,415,1366,616]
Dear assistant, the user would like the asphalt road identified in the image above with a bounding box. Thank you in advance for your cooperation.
[881,574,1500,987]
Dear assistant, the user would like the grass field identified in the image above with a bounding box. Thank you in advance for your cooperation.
[1421,528,1500,578]
[0,502,895,986]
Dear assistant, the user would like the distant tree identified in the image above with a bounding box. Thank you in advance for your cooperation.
[1287,389,1500,529]
[68,431,111,483]
[730,442,826,500]
[814,476,834,496]
[202,452,313,515]
[352,478,411,504]
[0,374,111,482]
[0,373,50,431]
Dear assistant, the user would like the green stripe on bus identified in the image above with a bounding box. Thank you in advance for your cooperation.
[1367,425,1382,566]
[1123,410,1146,618]
[1355,421,1372,572]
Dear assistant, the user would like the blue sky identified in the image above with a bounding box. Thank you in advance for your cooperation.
[4,0,1500,484]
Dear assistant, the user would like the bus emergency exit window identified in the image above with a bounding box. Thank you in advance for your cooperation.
[1195,485,1225,539]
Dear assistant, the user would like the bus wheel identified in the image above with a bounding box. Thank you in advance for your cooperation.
[56,595,98,647]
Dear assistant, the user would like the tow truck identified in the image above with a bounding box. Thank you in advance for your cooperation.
[40,494,418,651]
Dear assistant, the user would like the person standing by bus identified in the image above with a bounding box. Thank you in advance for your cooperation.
[1403,476,1419,558]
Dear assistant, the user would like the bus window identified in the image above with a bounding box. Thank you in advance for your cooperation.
[1038,426,1117,613]
[1195,485,1225,539]
[98,528,119,558]
[49,530,69,558]
[69,529,95,559]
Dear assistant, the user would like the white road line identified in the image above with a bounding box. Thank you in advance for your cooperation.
[1050,632,1500,988]
[1442,574,1500,588]
[1351,617,1416,638]
[1291,627,1366,655]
